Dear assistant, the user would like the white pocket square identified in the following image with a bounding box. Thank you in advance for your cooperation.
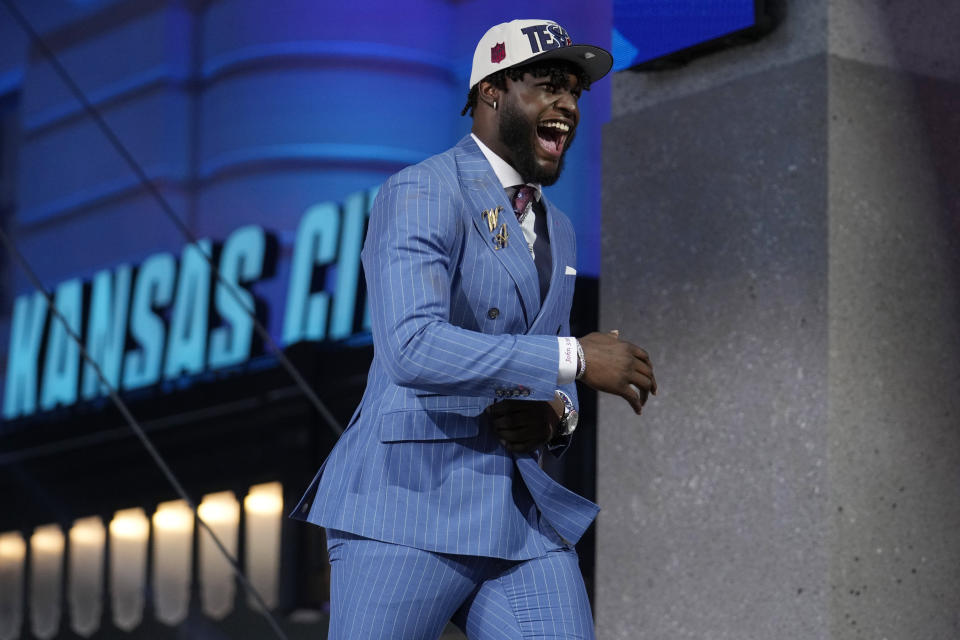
[564,265,577,275]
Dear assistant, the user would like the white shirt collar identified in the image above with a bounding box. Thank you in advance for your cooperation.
[471,133,542,201]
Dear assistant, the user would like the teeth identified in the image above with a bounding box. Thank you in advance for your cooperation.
[540,121,570,132]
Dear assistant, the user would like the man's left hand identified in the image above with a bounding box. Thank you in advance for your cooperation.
[486,397,563,453]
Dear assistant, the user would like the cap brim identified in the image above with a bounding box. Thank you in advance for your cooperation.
[523,44,614,84]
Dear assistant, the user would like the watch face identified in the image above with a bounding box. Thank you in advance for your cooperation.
[566,409,579,433]
[556,390,578,435]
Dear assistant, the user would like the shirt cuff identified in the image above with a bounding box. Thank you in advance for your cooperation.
[557,337,578,384]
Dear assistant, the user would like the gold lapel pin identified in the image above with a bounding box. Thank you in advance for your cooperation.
[493,223,509,250]
[482,206,500,232]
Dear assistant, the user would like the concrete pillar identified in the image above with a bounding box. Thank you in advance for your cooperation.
[597,2,960,638]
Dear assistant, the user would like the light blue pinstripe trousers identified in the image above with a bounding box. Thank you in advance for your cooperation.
[326,529,595,640]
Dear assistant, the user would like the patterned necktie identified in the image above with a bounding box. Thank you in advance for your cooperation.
[511,185,535,222]
[510,184,550,302]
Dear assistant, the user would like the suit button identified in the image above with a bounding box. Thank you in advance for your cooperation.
[487,307,499,320]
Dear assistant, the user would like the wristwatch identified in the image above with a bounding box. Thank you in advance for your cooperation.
[556,390,579,436]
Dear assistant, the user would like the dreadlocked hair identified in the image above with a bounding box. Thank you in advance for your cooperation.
[460,60,592,117]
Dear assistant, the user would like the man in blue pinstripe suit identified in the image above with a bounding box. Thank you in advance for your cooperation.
[293,19,657,639]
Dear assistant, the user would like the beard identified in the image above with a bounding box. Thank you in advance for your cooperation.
[498,101,575,186]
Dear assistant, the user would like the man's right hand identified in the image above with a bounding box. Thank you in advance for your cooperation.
[578,331,657,415]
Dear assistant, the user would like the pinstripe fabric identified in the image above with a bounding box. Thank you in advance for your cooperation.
[327,529,594,640]
[452,546,594,640]
[292,135,599,560]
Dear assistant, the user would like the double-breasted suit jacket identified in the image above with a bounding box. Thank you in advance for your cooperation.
[292,135,599,560]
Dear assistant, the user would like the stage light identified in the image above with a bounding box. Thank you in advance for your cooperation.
[109,509,149,539]
[245,483,283,514]
[198,491,240,619]
[29,525,64,640]
[0,532,25,640]
[152,500,193,626]
[0,533,26,558]
[244,482,283,610]
[68,517,105,637]
[108,508,148,631]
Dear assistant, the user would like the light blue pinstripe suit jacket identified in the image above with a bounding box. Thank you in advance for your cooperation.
[292,135,599,561]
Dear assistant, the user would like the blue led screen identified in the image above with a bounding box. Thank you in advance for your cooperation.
[0,1,611,421]
[612,0,759,70]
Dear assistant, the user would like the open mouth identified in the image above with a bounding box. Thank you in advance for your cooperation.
[536,120,570,158]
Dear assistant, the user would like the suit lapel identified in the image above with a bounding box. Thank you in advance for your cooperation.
[455,137,541,327]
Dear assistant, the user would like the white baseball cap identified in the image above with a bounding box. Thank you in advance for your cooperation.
[469,19,613,90]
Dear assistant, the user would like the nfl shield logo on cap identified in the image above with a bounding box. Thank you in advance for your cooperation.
[490,42,506,64]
